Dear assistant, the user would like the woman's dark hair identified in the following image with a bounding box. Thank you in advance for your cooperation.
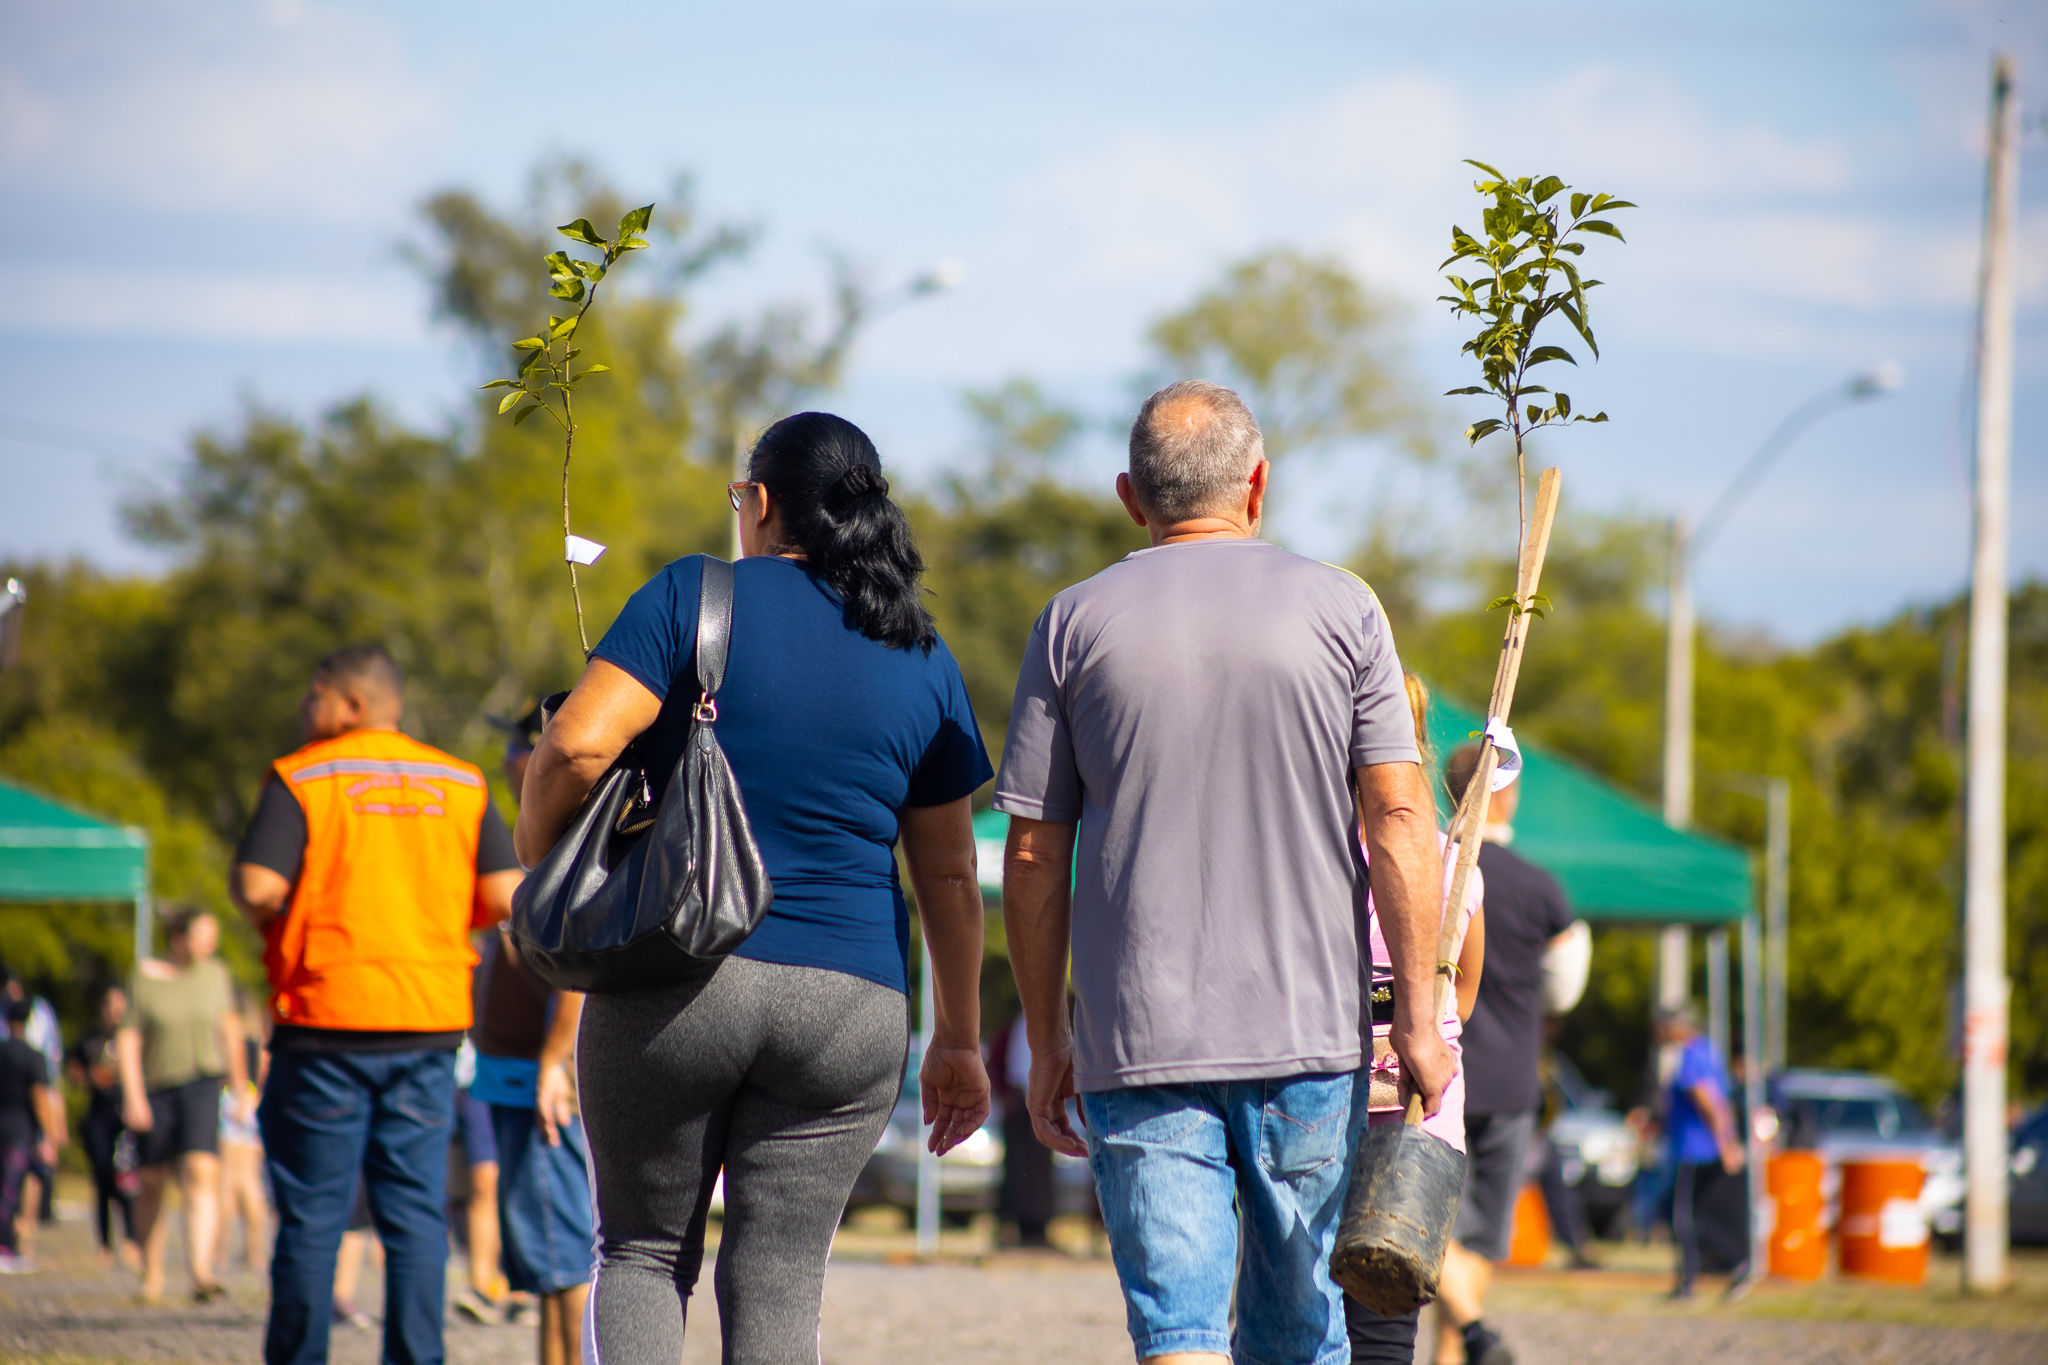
[748,411,936,652]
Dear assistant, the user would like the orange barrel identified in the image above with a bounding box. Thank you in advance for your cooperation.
[1504,1181,1551,1267]
[1836,1156,1927,1285]
[1766,1151,1827,1281]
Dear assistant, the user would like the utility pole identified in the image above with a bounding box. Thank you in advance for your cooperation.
[1964,51,2018,1296]
[1660,518,1694,1009]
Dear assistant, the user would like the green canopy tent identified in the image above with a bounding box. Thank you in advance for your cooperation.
[0,778,153,963]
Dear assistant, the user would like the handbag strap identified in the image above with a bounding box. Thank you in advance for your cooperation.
[692,556,735,720]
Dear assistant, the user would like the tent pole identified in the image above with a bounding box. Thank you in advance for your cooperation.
[1740,911,1766,1282]
[1706,928,1729,1059]
[133,848,154,968]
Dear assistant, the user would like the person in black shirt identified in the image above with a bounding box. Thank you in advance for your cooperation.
[1434,743,1579,1365]
[68,985,140,1269]
[1,995,60,1271]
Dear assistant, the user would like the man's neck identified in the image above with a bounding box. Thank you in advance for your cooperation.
[1150,518,1258,547]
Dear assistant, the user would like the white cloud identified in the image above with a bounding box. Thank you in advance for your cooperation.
[0,0,448,221]
[19,267,427,345]
[880,58,2033,386]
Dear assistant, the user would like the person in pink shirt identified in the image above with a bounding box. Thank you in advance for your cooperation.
[1362,674,1487,1151]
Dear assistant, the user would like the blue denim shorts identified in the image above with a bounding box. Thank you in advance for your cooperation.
[489,1106,595,1295]
[1081,1072,1363,1365]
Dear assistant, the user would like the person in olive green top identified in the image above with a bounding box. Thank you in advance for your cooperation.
[117,907,247,1304]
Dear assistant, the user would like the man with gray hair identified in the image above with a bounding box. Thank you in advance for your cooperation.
[999,380,1455,1365]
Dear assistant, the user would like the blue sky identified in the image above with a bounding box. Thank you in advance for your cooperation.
[2,0,2043,640]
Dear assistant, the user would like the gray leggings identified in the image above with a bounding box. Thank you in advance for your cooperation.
[577,956,907,1365]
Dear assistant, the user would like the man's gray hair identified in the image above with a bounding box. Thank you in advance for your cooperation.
[1127,380,1265,523]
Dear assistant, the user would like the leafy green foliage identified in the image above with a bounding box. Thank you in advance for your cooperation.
[1440,164,1633,450]
[1147,248,1424,459]
[480,202,656,653]
[905,380,1147,768]
[1439,163,1633,591]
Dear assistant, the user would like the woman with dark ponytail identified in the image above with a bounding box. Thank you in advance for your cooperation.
[515,412,992,1364]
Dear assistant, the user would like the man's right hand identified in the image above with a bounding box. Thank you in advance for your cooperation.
[1390,1022,1457,1118]
[1026,1039,1089,1158]
[123,1096,154,1133]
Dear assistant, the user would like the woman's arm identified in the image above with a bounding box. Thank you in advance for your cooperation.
[1455,906,1486,1024]
[898,796,991,1156]
[513,658,664,867]
[116,1026,153,1132]
[219,996,250,1122]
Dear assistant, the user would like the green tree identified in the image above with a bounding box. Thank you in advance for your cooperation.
[907,379,1147,770]
[1146,248,1424,460]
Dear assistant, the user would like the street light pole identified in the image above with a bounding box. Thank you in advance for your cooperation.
[1963,52,2018,1297]
[1660,364,1900,1010]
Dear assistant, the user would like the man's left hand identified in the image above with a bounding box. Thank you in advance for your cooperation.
[1391,1023,1457,1118]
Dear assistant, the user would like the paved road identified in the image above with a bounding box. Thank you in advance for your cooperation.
[5,1208,2045,1364]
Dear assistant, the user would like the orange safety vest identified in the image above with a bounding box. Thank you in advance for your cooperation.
[263,729,491,1033]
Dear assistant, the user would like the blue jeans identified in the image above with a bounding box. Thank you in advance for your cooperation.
[260,1049,457,1365]
[490,1105,594,1295]
[1081,1073,1366,1365]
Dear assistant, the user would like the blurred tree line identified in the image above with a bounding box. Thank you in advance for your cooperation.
[0,160,2042,1116]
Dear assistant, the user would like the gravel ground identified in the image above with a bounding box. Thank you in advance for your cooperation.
[4,1199,2046,1364]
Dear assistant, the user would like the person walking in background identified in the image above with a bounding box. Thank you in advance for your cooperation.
[216,990,270,1280]
[70,985,141,1271]
[1430,743,1579,1365]
[990,1007,1055,1249]
[1656,1002,1748,1298]
[1,994,61,1274]
[998,381,1455,1365]
[516,412,993,1364]
[469,929,591,1365]
[231,643,523,1365]
[2,974,64,1234]
[118,907,246,1304]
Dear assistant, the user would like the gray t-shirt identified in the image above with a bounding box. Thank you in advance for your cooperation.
[993,537,1419,1092]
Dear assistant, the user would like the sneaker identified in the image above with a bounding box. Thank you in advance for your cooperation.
[1462,1320,1515,1365]
[0,1252,34,1275]
[451,1287,503,1325]
[333,1298,374,1330]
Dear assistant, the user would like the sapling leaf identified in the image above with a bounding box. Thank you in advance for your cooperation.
[513,336,544,350]
[1555,392,1571,418]
[480,379,517,389]
[1445,385,1488,395]
[498,390,524,414]
[1527,345,1576,367]
[580,363,611,375]
[512,403,540,425]
[548,278,587,301]
[557,218,605,248]
[1575,220,1625,241]
[551,314,580,340]
[619,204,655,235]
[1466,418,1504,443]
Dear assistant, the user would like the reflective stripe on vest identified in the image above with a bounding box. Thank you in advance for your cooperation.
[264,730,488,1033]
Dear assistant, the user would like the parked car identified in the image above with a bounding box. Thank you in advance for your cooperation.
[1546,1052,1640,1239]
[1769,1068,1964,1241]
[2009,1103,2048,1244]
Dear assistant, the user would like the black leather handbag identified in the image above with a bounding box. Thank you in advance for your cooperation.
[509,556,774,992]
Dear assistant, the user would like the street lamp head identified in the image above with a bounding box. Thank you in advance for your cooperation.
[908,258,967,295]
[1847,361,1904,398]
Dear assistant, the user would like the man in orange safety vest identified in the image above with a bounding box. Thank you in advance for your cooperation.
[231,644,523,1365]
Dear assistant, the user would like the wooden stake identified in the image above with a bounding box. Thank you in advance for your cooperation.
[1405,466,1563,1124]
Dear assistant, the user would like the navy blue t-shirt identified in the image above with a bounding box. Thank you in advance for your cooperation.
[592,555,993,994]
